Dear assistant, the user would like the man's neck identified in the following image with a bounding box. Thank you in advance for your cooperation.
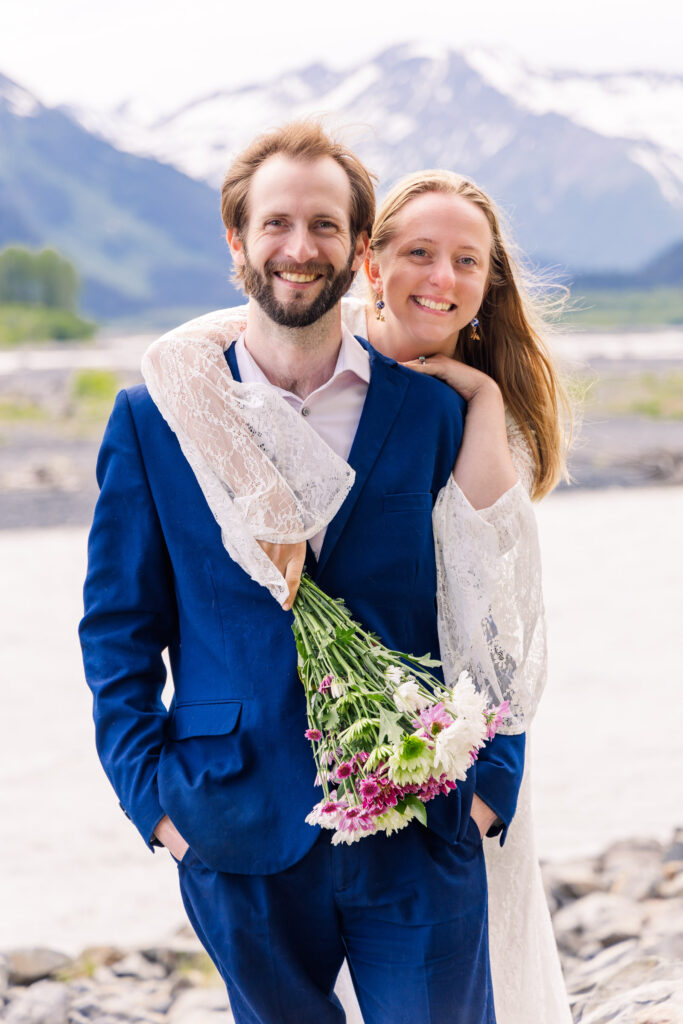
[243,301,344,399]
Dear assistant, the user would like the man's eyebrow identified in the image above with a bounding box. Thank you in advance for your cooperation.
[259,211,343,220]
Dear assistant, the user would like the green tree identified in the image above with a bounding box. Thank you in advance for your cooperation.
[36,249,79,309]
[0,246,79,310]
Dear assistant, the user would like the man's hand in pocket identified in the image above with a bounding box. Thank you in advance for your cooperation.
[154,815,189,861]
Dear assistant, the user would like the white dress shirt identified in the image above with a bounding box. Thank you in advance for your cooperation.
[235,326,371,557]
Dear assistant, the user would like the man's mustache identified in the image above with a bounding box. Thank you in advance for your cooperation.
[265,261,331,277]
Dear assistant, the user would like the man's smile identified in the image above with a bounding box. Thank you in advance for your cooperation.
[274,270,323,287]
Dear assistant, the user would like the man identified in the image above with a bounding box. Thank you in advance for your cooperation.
[80,122,525,1023]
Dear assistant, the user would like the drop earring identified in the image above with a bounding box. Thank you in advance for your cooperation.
[375,298,385,322]
[470,317,480,341]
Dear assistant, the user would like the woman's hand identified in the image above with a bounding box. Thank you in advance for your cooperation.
[402,354,496,403]
[257,539,306,611]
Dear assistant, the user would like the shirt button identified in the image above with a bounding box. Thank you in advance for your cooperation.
[301,407,310,417]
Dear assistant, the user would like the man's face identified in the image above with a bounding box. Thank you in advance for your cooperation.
[228,154,367,328]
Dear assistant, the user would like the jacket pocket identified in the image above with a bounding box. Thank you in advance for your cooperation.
[169,700,242,740]
[383,492,433,513]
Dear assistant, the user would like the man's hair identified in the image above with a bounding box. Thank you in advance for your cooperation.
[220,121,376,243]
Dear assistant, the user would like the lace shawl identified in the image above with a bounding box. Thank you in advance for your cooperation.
[142,307,354,607]
[141,299,545,731]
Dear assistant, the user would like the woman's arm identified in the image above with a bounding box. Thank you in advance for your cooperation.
[403,355,518,509]
[141,308,353,608]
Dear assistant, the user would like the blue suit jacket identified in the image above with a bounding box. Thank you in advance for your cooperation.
[80,339,524,874]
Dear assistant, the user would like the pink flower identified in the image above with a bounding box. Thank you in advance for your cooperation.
[336,762,354,779]
[338,806,376,833]
[486,700,510,739]
[359,778,380,801]
[305,728,322,741]
[319,675,333,693]
[415,702,453,737]
[321,799,346,815]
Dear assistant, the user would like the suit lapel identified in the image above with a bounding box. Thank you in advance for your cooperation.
[225,342,241,381]
[316,344,409,575]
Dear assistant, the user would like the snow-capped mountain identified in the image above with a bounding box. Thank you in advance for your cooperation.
[63,44,683,272]
[0,73,241,318]
[467,48,683,208]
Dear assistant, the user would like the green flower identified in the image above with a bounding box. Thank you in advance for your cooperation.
[387,734,434,786]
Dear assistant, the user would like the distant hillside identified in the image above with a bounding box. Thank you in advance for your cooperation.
[4,47,683,321]
[67,44,683,273]
[572,239,683,291]
[0,75,242,319]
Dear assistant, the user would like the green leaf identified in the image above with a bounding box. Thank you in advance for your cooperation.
[378,705,404,746]
[334,626,356,644]
[322,704,340,731]
[404,652,442,668]
[402,795,428,827]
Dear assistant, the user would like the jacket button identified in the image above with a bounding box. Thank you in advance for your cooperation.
[301,407,310,417]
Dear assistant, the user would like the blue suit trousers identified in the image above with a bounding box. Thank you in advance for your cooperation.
[176,820,496,1024]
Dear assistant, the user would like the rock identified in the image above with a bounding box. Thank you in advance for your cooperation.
[662,828,683,862]
[3,979,69,1024]
[168,986,233,1023]
[638,898,683,960]
[658,869,683,899]
[78,978,175,1018]
[110,951,168,981]
[552,892,644,956]
[578,976,683,1024]
[564,938,640,994]
[542,857,603,909]
[0,953,9,993]
[6,948,73,986]
[600,838,664,901]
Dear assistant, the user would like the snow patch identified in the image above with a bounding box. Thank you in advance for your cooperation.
[1,80,40,118]
[467,48,683,154]
[629,144,683,207]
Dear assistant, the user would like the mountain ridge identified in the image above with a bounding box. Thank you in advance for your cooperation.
[59,45,683,272]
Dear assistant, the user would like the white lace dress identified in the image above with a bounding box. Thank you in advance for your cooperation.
[142,299,571,1024]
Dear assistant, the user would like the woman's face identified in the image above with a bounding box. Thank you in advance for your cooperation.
[369,191,492,362]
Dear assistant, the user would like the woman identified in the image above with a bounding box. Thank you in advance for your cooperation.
[142,169,572,1023]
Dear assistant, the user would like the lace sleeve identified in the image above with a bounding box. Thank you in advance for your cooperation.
[141,308,355,605]
[433,422,546,733]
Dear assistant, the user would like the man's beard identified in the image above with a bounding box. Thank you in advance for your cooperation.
[242,244,357,328]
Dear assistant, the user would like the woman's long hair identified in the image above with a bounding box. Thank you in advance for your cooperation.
[368,170,572,500]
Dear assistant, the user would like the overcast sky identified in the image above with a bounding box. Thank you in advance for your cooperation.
[1,0,681,112]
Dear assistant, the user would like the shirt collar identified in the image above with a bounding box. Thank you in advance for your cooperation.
[235,324,371,398]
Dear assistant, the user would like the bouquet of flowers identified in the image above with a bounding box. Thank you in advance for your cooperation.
[292,575,508,845]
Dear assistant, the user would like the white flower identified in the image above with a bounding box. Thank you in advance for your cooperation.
[433,718,482,781]
[445,671,488,723]
[305,792,345,829]
[393,679,430,714]
[376,805,417,837]
[330,679,346,699]
[385,665,403,687]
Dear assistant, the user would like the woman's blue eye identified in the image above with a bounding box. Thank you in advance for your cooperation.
[459,256,476,266]
[411,248,428,257]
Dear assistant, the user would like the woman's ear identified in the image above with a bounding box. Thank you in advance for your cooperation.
[364,255,383,294]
